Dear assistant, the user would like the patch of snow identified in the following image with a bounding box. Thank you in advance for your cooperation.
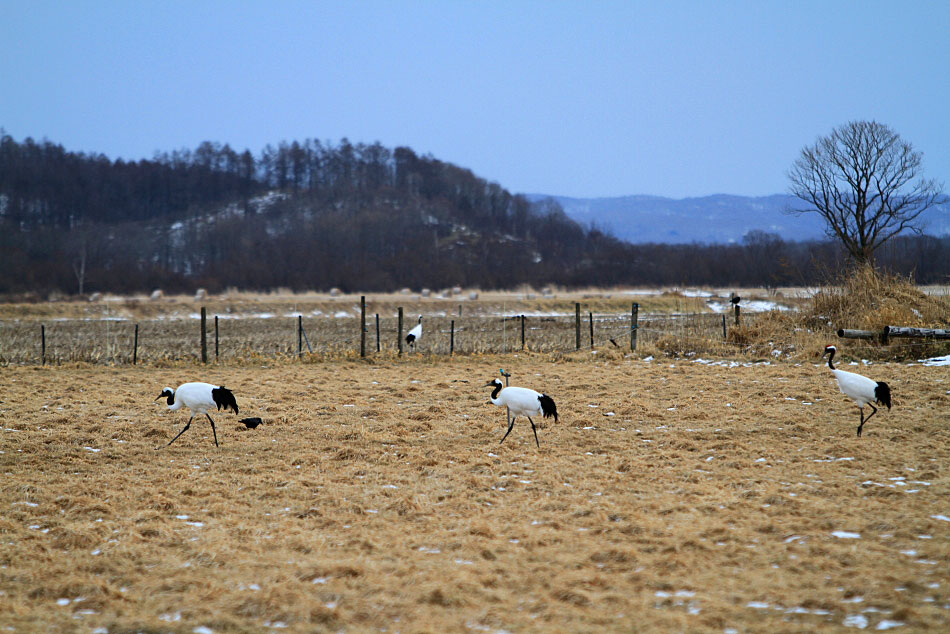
[708,300,791,312]
[843,614,869,629]
[832,531,861,539]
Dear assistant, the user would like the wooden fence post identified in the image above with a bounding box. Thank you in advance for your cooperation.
[200,307,207,364]
[133,323,139,365]
[376,314,380,352]
[589,311,594,349]
[298,315,303,358]
[360,295,366,358]
[521,314,525,351]
[721,314,727,340]
[630,303,638,351]
[575,303,581,350]
[214,316,219,361]
[734,303,741,327]
[41,324,46,365]
[450,319,455,355]
[398,307,404,355]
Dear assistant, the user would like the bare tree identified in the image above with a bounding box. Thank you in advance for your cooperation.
[788,120,942,263]
[72,240,87,295]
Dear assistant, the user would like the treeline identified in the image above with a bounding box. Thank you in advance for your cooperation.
[0,132,534,231]
[1,132,948,296]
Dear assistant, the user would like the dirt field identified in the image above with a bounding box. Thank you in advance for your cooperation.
[1,353,949,633]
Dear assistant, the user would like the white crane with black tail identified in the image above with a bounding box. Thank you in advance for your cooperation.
[405,316,422,352]
[822,345,891,437]
[484,378,558,447]
[155,382,239,448]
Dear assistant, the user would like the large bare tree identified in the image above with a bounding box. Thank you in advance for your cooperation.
[788,120,942,263]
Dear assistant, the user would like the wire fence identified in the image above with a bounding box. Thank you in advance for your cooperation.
[0,305,766,365]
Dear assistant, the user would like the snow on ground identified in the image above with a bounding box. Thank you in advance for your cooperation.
[495,311,572,318]
[707,300,791,312]
[919,355,950,366]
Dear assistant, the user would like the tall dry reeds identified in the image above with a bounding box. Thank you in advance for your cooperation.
[809,265,949,331]
[729,265,950,360]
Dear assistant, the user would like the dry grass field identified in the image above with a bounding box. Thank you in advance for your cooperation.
[2,352,949,633]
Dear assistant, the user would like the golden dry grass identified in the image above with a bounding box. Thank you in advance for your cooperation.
[2,354,949,633]
[727,268,950,362]
[810,267,950,332]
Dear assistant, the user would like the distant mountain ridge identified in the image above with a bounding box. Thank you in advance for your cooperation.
[525,193,950,244]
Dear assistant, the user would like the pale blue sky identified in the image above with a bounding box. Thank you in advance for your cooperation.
[1,1,947,198]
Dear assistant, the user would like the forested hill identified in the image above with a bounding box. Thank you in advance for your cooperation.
[0,133,619,293]
[2,132,949,295]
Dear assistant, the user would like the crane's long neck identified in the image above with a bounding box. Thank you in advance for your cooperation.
[826,349,836,371]
[490,383,502,402]
[166,392,183,410]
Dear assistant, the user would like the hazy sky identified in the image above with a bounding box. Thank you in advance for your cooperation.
[2,1,948,198]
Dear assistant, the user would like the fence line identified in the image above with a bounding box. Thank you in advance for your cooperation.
[5,306,943,365]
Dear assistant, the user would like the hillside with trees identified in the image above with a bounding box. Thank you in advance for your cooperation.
[1,131,948,296]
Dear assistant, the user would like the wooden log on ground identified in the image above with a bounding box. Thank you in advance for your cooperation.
[883,326,950,339]
[837,329,876,339]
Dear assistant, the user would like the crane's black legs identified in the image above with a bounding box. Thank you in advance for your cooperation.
[205,413,219,447]
[500,416,516,445]
[160,416,194,449]
[499,416,540,448]
[857,403,878,437]
[158,414,219,449]
[527,416,540,448]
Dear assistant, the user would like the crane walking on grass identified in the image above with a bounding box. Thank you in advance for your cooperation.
[484,378,558,448]
[155,382,239,448]
[406,316,422,352]
[822,345,891,437]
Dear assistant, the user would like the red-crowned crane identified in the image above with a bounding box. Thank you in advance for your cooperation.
[155,382,239,448]
[406,316,422,351]
[822,345,891,437]
[484,378,558,447]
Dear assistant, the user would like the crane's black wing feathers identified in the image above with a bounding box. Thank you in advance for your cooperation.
[537,394,558,422]
[875,382,891,409]
[212,386,239,414]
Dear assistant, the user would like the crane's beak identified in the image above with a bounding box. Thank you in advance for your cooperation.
[483,380,495,387]
[155,394,163,401]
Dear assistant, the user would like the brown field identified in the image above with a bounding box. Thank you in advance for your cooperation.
[2,352,949,633]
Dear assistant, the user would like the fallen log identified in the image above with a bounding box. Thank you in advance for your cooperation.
[883,326,950,340]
